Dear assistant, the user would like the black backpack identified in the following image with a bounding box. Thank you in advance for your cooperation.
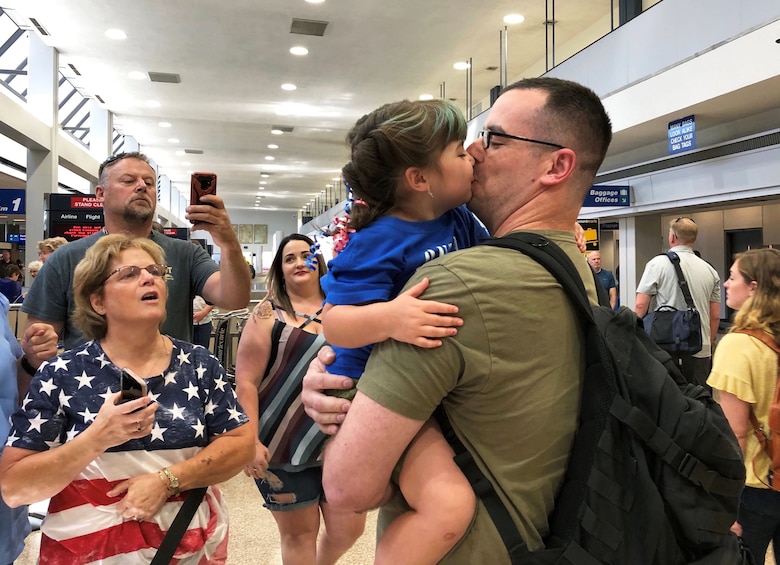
[437,232,751,564]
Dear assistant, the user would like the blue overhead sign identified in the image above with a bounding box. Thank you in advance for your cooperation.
[0,189,25,214]
[668,115,696,155]
[583,185,630,207]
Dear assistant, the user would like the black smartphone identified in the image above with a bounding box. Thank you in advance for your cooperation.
[190,172,217,206]
[119,368,147,404]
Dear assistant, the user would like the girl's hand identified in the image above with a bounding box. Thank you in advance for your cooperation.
[244,442,271,479]
[387,278,463,348]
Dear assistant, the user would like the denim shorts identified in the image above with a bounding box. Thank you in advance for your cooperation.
[255,465,323,512]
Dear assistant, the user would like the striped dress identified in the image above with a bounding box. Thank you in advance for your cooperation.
[257,304,328,469]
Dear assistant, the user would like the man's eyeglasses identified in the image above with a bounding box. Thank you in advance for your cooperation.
[98,153,131,176]
[102,264,169,285]
[479,129,564,151]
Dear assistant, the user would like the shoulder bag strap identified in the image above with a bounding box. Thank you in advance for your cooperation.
[150,487,208,565]
[665,252,696,310]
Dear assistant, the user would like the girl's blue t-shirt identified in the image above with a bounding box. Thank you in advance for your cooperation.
[321,205,488,378]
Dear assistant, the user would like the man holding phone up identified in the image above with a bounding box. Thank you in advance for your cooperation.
[22,152,251,350]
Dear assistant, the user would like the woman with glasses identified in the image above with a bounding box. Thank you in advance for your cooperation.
[707,248,780,565]
[0,234,254,564]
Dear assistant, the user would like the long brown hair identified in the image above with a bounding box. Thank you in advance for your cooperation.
[730,247,780,347]
[264,234,326,318]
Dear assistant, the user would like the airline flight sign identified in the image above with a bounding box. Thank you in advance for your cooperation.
[668,115,696,155]
[583,185,630,207]
[0,189,25,214]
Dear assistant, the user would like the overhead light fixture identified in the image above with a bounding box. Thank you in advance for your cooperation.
[290,46,309,56]
[305,0,325,3]
[261,173,270,178]
[259,181,268,185]
[281,83,297,91]
[503,14,525,24]
[453,61,470,70]
[128,71,147,80]
[265,156,275,161]
[271,129,284,135]
[267,144,279,149]
[419,94,434,101]
[158,121,172,128]
[105,29,127,40]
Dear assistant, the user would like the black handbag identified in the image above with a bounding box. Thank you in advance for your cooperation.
[642,252,703,355]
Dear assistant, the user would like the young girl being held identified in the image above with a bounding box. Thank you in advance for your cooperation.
[320,100,488,564]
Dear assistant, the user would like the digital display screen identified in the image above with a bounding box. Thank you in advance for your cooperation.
[50,223,103,241]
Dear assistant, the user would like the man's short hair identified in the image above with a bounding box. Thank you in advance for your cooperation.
[97,152,153,186]
[502,77,612,175]
[669,217,698,245]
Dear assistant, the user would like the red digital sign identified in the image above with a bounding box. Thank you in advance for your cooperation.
[51,223,103,241]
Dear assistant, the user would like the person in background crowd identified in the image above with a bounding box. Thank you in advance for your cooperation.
[0,250,11,268]
[0,291,58,565]
[0,234,254,564]
[635,217,721,387]
[587,251,617,309]
[27,261,42,280]
[707,248,780,565]
[192,295,214,349]
[234,234,366,565]
[302,77,610,563]
[36,237,68,263]
[22,152,251,350]
[0,265,23,304]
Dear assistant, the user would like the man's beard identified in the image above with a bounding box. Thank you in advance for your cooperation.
[123,201,154,225]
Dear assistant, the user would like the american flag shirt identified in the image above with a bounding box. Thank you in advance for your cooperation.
[6,337,249,565]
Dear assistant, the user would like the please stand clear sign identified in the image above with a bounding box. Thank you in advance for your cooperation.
[668,115,696,155]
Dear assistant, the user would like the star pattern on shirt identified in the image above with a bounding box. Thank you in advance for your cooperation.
[213,375,227,392]
[75,371,95,389]
[150,422,167,442]
[39,378,57,396]
[195,364,207,381]
[176,349,191,365]
[169,403,185,421]
[78,406,97,423]
[163,371,178,386]
[27,413,47,433]
[192,420,205,438]
[51,357,71,372]
[227,406,242,422]
[94,352,110,369]
[58,389,73,409]
[182,381,200,400]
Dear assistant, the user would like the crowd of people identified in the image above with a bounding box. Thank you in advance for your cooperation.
[0,76,777,565]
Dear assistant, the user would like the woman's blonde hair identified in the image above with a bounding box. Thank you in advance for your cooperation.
[37,236,69,254]
[73,234,166,340]
[730,247,780,347]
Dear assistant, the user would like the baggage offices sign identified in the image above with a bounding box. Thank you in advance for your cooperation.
[668,115,696,155]
[583,185,630,207]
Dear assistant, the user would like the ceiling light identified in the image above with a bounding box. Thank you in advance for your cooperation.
[267,144,279,150]
[158,121,172,128]
[168,138,179,144]
[105,29,127,40]
[271,129,284,135]
[453,61,470,70]
[305,0,326,3]
[281,83,297,91]
[128,71,147,80]
[419,94,434,101]
[503,14,525,25]
[258,187,265,190]
[259,181,267,185]
[261,174,270,178]
[265,156,275,161]
[290,46,309,56]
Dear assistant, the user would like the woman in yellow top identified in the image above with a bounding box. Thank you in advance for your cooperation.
[707,247,780,565]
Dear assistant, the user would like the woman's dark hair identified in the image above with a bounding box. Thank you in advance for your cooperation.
[342,99,467,231]
[731,247,780,347]
[265,234,326,317]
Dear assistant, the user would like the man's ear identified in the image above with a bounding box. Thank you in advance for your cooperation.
[540,148,577,186]
[402,167,431,195]
[95,186,105,201]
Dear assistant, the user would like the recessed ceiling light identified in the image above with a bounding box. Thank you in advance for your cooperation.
[265,156,275,161]
[128,71,147,80]
[168,138,179,144]
[267,144,279,149]
[305,0,325,3]
[419,94,434,101]
[503,14,525,24]
[258,187,265,190]
[271,129,284,135]
[259,181,268,185]
[261,174,270,178]
[281,83,297,91]
[290,46,309,56]
[158,121,172,128]
[105,29,127,40]
[453,61,470,70]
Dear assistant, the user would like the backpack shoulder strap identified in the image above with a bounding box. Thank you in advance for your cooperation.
[664,251,697,310]
[733,328,780,357]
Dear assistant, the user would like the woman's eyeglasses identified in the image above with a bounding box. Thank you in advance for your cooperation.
[102,264,168,285]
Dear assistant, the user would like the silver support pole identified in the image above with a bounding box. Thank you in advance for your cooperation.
[501,26,508,89]
[465,57,473,120]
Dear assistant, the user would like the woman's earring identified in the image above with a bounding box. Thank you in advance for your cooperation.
[427,187,434,199]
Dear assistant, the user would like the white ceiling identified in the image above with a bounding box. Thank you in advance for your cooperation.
[6,0,614,214]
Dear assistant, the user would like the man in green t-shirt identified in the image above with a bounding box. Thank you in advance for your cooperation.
[303,78,612,563]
